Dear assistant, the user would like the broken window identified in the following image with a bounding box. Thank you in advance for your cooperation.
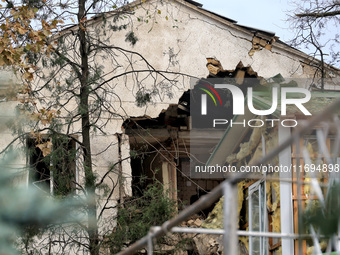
[27,136,77,196]
[249,180,268,255]
[124,89,225,211]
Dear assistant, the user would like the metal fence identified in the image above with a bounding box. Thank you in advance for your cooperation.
[118,97,340,255]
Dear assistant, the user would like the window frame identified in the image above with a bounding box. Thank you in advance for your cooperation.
[27,135,78,196]
[249,180,268,255]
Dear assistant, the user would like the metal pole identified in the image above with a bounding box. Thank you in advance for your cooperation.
[223,181,238,254]
[169,227,331,239]
[147,231,153,255]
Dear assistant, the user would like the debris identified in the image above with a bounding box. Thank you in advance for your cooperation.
[306,241,327,255]
[205,59,262,84]
[206,57,223,67]
[235,70,246,85]
[206,58,225,75]
[259,39,267,47]
[193,234,223,255]
[237,181,245,226]
[207,63,221,75]
[187,219,194,225]
[194,218,202,227]
[239,232,249,253]
[182,215,205,228]
[248,49,256,57]
[246,66,257,76]
[248,35,278,56]
[226,121,264,164]
[270,73,285,83]
[252,36,261,44]
[276,247,282,255]
[202,197,224,229]
[265,44,272,51]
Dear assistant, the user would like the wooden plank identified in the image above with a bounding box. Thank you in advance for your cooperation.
[268,211,273,255]
[292,143,299,255]
[300,137,307,255]
[240,222,248,230]
[269,242,282,251]
[243,180,257,190]
[293,138,308,255]
[292,195,318,200]
[324,138,331,194]
[301,157,307,255]
[235,70,245,85]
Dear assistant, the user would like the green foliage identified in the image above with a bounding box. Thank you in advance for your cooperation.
[303,182,340,237]
[51,137,77,197]
[0,151,81,254]
[136,90,151,107]
[110,24,128,31]
[125,31,138,46]
[135,88,158,107]
[107,180,176,253]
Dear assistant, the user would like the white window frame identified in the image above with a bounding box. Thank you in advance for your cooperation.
[248,180,268,255]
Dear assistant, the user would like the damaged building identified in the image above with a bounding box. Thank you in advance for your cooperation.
[1,0,340,254]
[206,76,340,254]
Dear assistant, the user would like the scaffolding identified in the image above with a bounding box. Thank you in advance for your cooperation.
[118,97,340,255]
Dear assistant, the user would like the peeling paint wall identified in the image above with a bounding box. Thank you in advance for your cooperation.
[105,0,314,82]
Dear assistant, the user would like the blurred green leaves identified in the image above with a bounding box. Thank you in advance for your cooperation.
[303,182,340,237]
[0,151,81,254]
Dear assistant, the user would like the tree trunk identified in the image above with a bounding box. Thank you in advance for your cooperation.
[78,0,99,254]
